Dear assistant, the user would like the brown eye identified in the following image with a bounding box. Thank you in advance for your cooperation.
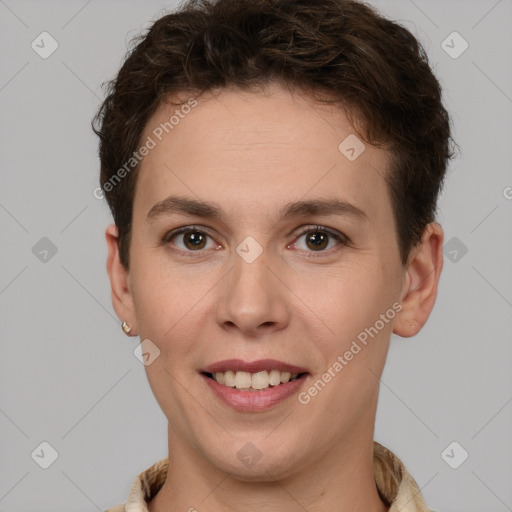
[182,231,207,250]
[305,231,329,251]
[292,226,348,257]
[164,226,217,252]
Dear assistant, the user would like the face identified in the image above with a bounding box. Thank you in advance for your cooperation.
[107,83,441,480]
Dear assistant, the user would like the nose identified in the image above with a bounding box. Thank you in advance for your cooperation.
[215,246,290,337]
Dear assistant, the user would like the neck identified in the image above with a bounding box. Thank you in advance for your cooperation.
[148,426,389,512]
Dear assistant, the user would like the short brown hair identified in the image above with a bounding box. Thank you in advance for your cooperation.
[93,0,456,270]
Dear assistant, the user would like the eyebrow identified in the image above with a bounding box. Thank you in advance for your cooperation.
[146,195,368,224]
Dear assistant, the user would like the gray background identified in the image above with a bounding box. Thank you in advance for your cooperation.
[1,0,511,511]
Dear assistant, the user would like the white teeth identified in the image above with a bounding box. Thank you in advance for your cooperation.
[210,370,301,390]
[269,369,281,386]
[223,370,236,387]
[281,371,291,383]
[251,371,270,390]
[234,371,252,389]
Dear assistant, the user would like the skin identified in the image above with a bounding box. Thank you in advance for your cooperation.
[105,82,443,512]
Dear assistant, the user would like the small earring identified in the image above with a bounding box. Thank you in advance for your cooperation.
[121,321,132,335]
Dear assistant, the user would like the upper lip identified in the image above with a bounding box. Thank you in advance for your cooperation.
[201,359,309,375]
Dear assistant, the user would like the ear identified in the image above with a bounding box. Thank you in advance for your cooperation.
[393,222,444,338]
[105,224,138,336]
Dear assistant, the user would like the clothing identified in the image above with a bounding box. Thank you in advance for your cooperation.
[105,441,432,512]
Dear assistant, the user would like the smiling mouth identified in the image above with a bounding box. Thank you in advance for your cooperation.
[202,370,307,391]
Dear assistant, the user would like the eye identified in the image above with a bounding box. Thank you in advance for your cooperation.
[163,226,220,252]
[291,225,348,256]
[162,224,349,258]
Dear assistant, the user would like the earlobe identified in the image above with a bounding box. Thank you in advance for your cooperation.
[105,224,138,336]
[393,222,444,338]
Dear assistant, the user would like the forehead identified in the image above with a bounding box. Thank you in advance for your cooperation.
[134,85,391,223]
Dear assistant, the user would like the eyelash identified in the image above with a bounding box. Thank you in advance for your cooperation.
[162,225,350,259]
[292,225,349,257]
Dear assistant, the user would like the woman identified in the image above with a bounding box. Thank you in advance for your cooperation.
[93,0,454,510]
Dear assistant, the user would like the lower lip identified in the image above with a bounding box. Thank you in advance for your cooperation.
[201,374,308,412]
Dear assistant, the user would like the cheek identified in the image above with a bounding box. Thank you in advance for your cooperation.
[297,261,397,413]
[303,272,395,419]
[130,254,219,360]
[301,261,393,346]
[130,240,235,389]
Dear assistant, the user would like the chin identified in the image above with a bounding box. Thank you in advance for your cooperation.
[204,439,304,481]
